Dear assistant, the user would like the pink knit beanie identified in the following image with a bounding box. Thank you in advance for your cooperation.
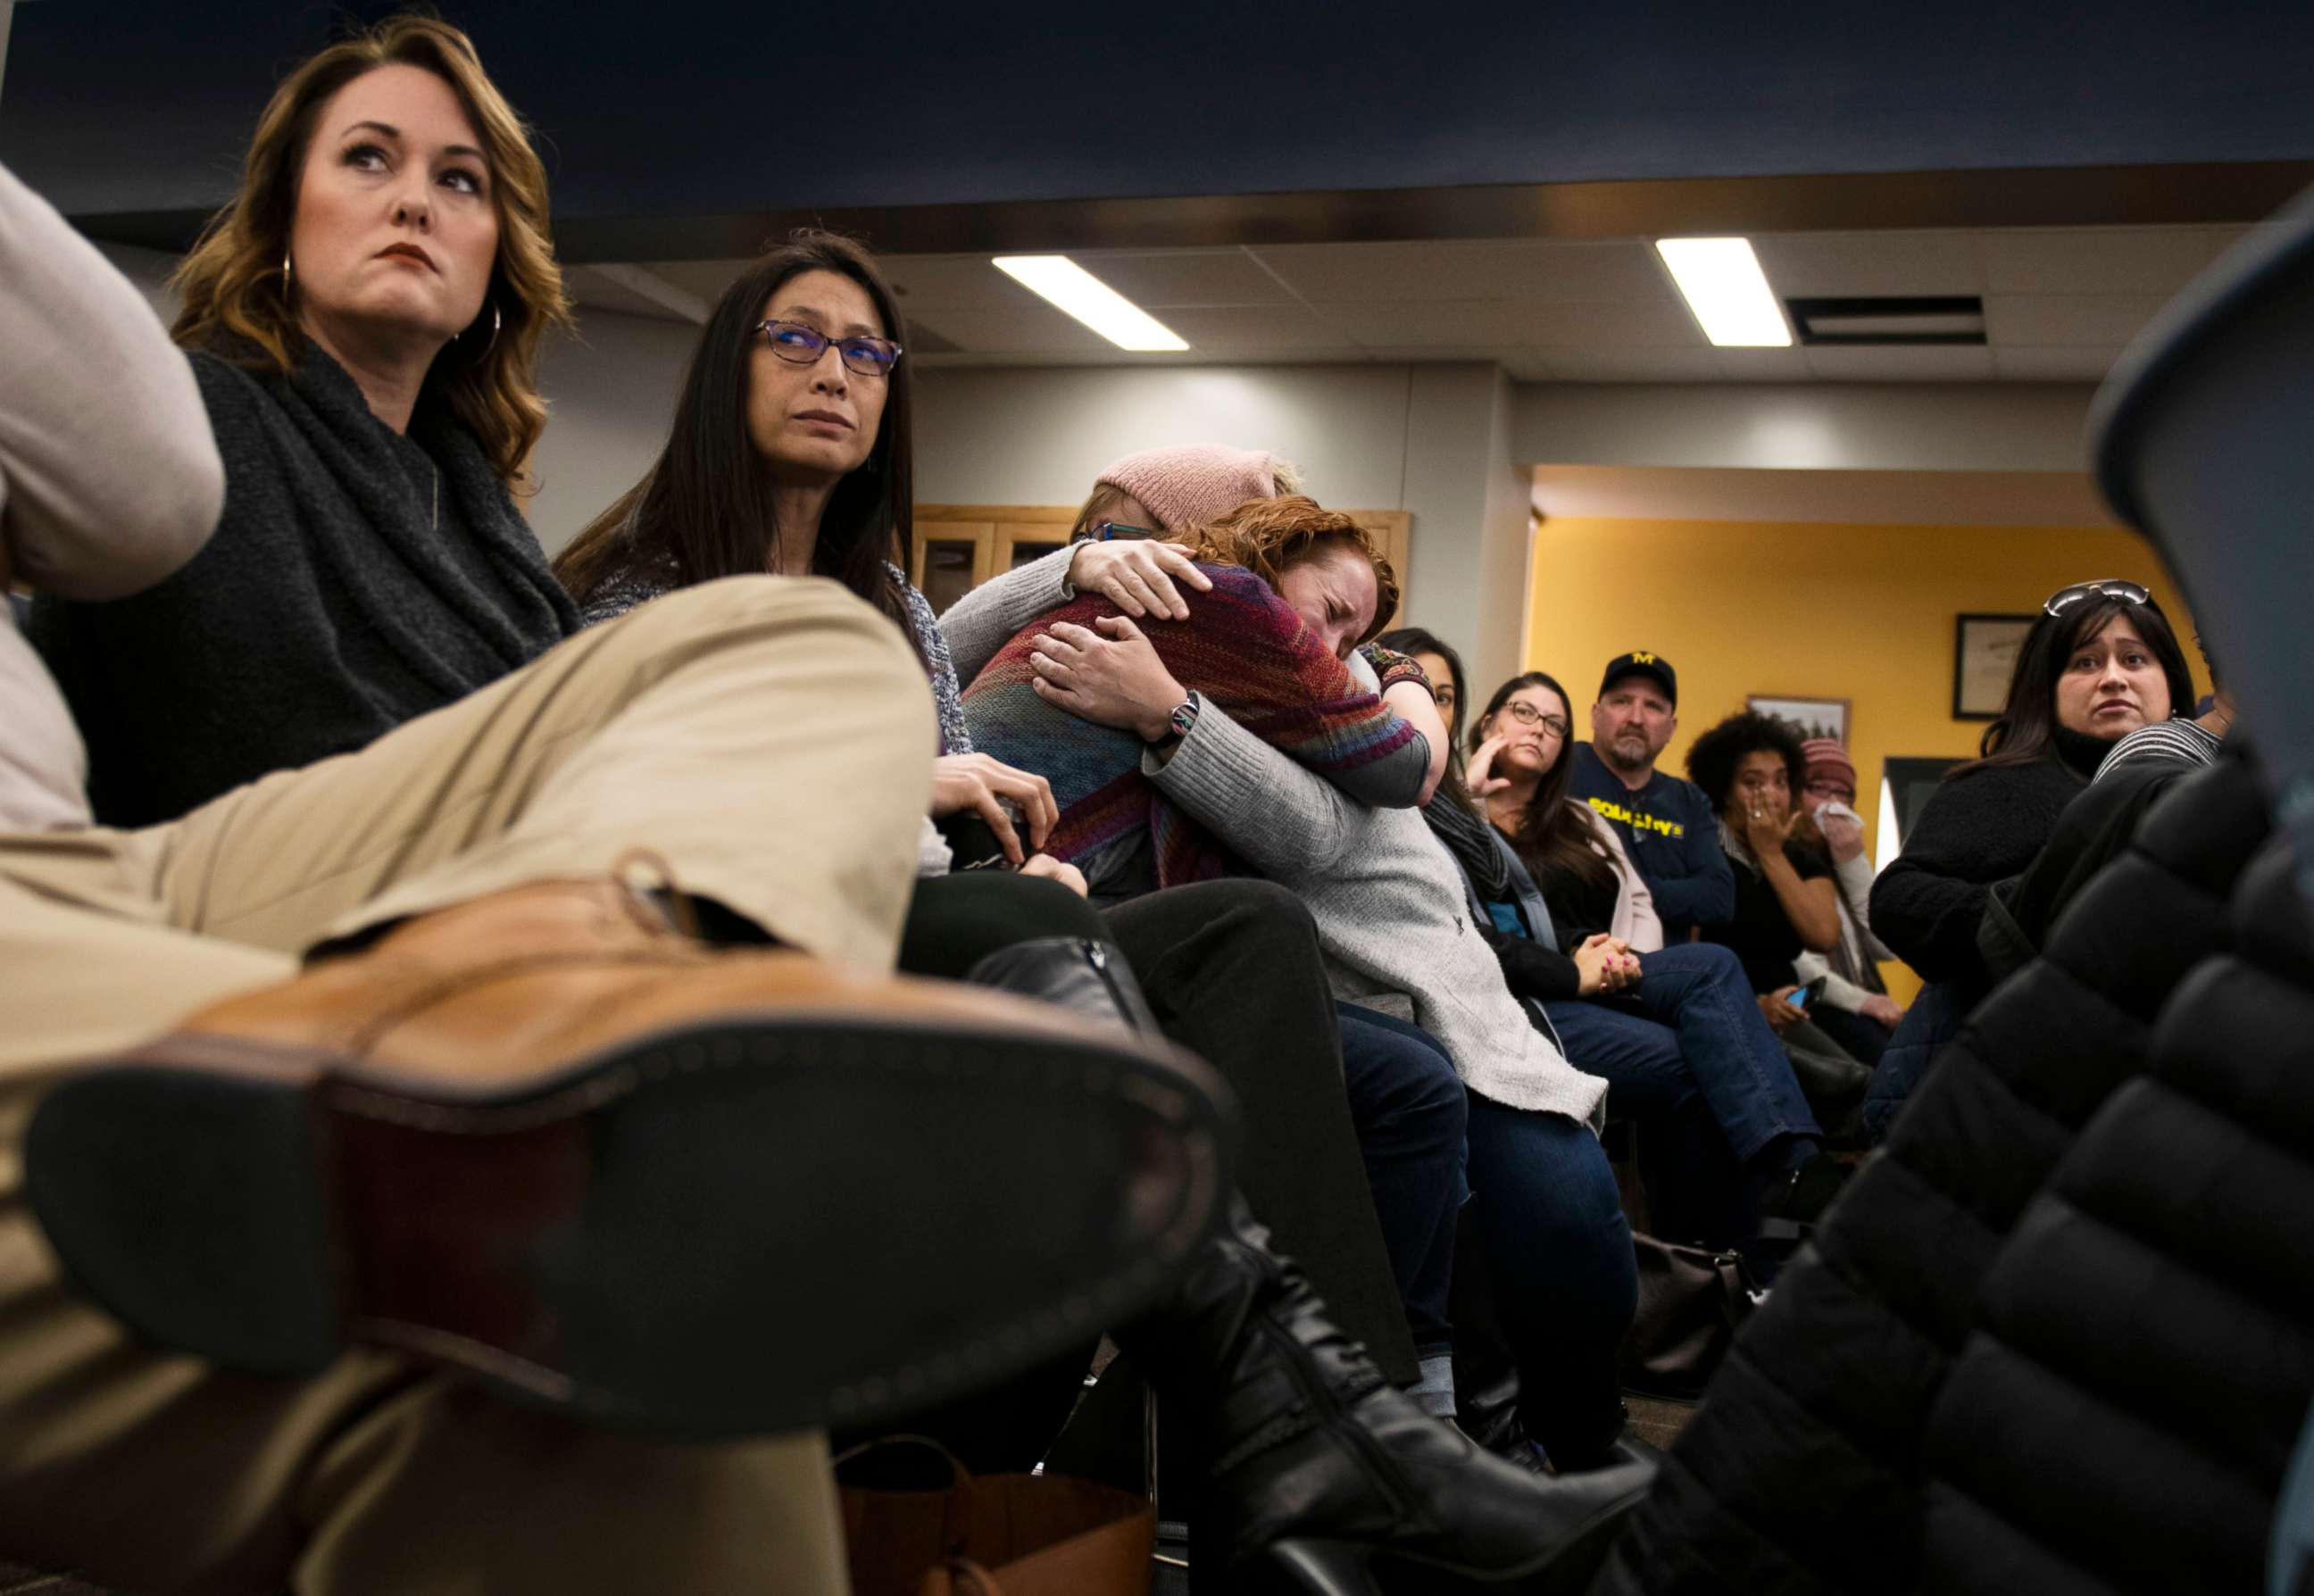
[1094,443,1297,533]
[1801,737,1856,793]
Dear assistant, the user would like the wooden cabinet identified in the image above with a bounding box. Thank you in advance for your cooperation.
[911,520,994,615]
[912,503,1411,626]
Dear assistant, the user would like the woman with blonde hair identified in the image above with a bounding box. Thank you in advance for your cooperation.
[32,14,579,827]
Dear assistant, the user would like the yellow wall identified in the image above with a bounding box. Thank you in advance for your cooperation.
[1522,516,2209,999]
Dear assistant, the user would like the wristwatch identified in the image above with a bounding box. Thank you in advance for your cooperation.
[1148,689,1202,749]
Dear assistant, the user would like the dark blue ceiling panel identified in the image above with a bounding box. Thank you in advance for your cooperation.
[5,1,2310,234]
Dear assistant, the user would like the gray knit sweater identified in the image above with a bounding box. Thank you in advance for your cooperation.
[1151,702,1606,1124]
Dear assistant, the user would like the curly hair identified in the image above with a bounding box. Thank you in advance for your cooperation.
[1178,495,1401,644]
[169,14,571,484]
[1685,711,1809,819]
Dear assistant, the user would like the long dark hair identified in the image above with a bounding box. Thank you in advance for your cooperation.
[1378,626,1468,749]
[554,230,914,641]
[1964,592,2193,775]
[1471,670,1619,898]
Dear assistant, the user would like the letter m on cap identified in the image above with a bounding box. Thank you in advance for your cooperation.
[1630,651,1656,664]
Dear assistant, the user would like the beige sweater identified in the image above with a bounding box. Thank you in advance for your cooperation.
[0,162,222,832]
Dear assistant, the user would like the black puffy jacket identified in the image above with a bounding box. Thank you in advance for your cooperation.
[1597,752,2314,1594]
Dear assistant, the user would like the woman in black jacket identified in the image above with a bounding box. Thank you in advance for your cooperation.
[1863,578,2195,1135]
[1872,579,2195,985]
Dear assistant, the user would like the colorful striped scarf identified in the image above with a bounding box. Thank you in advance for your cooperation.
[960,563,1426,888]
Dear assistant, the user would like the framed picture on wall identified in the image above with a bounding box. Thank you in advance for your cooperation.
[1953,612,2035,719]
[1748,694,1850,745]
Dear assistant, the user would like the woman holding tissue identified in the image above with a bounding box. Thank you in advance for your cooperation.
[1789,739,1903,1067]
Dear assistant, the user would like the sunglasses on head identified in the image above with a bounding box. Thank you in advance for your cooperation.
[2043,579,2158,619]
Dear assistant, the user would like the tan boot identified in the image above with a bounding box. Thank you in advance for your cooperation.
[27,877,1233,1439]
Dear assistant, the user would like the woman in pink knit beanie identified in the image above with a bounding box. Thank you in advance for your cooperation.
[1072,442,1305,537]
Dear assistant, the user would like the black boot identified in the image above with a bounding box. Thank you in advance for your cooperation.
[1113,1201,1654,1593]
[963,935,1162,1034]
[1447,1200,1545,1474]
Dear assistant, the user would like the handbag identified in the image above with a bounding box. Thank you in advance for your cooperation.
[837,1435,1156,1596]
[1619,1233,1758,1403]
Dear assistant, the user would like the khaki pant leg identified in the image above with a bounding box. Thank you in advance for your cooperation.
[1,576,936,972]
[0,577,925,1592]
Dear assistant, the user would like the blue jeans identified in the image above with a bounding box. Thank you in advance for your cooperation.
[1544,942,1819,1246]
[1335,1003,1467,1350]
[1463,1096,1636,1467]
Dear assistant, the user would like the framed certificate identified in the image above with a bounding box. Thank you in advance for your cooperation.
[1953,613,2035,720]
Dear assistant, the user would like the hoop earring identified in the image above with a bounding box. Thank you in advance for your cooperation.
[466,302,501,362]
[280,252,294,295]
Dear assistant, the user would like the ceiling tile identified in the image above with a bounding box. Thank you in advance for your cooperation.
[1800,344,1997,381]
[1252,240,1667,304]
[1071,249,1297,307]
[645,258,753,306]
[1150,304,1353,352]
[1983,293,2170,346]
[905,305,1113,355]
[1362,346,1516,365]
[567,265,702,324]
[1977,227,2245,295]
[1994,346,2123,382]
[1319,297,1703,350]
[1519,348,1727,382]
[1750,230,1981,296]
[1714,346,1812,380]
[882,254,1045,312]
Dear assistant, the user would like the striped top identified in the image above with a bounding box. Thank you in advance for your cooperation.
[961,563,1431,894]
[2093,717,2224,783]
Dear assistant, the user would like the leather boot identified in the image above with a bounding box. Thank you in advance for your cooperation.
[1113,1201,1654,1593]
[1446,1200,1546,1475]
[27,875,1234,1440]
[962,935,1161,1035]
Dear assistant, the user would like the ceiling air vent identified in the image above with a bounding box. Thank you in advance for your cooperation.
[1784,295,1985,346]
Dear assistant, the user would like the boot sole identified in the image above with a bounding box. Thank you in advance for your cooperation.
[26,1014,1230,1438]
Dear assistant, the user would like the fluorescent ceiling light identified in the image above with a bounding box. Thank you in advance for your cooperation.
[992,256,1189,352]
[1654,237,1792,347]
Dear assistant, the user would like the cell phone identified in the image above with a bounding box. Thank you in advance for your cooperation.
[1785,975,1829,1010]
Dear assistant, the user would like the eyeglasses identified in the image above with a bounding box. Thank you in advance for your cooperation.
[1090,522,1157,542]
[2043,578,2156,619]
[1502,702,1570,737]
[754,320,903,378]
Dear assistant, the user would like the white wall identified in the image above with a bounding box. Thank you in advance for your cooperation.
[911,364,1416,510]
[527,309,695,553]
[94,241,179,323]
[1513,381,2102,474]
[911,361,1524,676]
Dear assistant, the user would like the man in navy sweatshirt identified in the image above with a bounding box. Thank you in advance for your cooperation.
[1566,651,1735,941]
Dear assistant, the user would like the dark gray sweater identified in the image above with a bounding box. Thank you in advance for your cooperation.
[32,341,577,825]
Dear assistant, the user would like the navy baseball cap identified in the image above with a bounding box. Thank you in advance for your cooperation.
[1599,651,1677,706]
